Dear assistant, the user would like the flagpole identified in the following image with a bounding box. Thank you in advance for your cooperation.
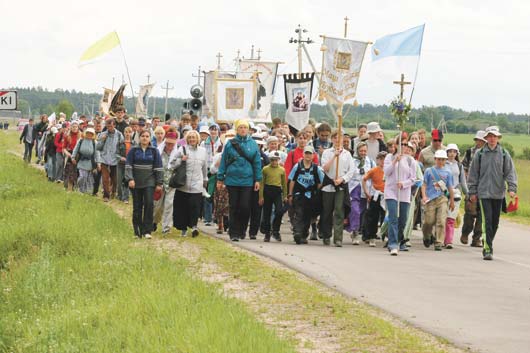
[115,32,135,104]
[408,24,425,105]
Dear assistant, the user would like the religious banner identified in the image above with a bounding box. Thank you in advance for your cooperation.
[135,83,155,117]
[204,70,235,117]
[99,88,115,115]
[109,84,127,116]
[214,78,256,122]
[236,60,279,122]
[283,73,315,132]
[319,36,368,105]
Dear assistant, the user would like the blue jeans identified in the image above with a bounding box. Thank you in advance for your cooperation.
[203,196,213,223]
[386,199,410,251]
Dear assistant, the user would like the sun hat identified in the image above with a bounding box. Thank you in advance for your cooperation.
[484,126,502,137]
[181,125,193,133]
[267,136,279,144]
[252,133,266,145]
[85,127,96,135]
[303,145,315,154]
[366,122,382,134]
[474,130,487,142]
[434,149,448,159]
[199,126,210,135]
[446,143,459,153]
[268,151,281,160]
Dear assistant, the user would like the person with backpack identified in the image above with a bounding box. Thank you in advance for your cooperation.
[444,144,468,249]
[361,151,387,247]
[217,119,263,242]
[72,128,97,194]
[468,126,518,260]
[421,150,455,251]
[96,118,124,202]
[288,145,324,244]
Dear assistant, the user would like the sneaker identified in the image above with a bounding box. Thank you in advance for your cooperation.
[460,234,469,245]
[310,229,318,240]
[434,245,443,251]
[352,235,360,245]
[399,244,409,252]
[181,230,188,237]
[323,238,331,246]
[350,230,357,241]
[369,239,376,247]
[334,240,343,247]
[264,234,271,242]
[272,232,282,242]
[483,252,493,261]
[216,229,223,235]
[405,241,412,247]
[205,222,212,226]
[124,200,129,204]
[390,248,398,256]
[470,239,483,247]
[230,237,239,242]
[144,233,152,239]
[191,228,199,238]
[423,236,432,248]
[103,197,109,202]
[445,243,453,249]
[249,234,257,240]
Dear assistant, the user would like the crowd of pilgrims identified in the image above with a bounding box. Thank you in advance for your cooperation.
[19,107,517,258]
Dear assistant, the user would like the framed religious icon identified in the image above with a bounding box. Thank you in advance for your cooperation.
[335,51,352,70]
[225,88,245,109]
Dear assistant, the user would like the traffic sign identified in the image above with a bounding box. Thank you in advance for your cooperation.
[0,91,17,110]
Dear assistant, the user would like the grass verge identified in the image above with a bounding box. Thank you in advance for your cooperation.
[0,134,295,353]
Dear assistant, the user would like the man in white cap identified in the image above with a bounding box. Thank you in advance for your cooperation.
[468,126,518,260]
[364,122,387,161]
[460,130,486,247]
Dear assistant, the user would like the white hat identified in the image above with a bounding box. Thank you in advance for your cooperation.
[474,130,487,142]
[366,122,382,134]
[85,127,96,135]
[252,133,266,145]
[87,121,95,127]
[267,136,279,144]
[199,126,210,135]
[485,126,502,137]
[446,143,459,153]
[303,145,315,154]
[267,151,281,160]
[257,123,268,131]
[434,149,448,159]
[51,127,58,134]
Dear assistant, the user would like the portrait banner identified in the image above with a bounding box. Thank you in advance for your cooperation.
[135,83,155,117]
[215,78,256,123]
[99,88,115,115]
[320,36,368,105]
[236,60,279,122]
[204,70,235,117]
[284,73,315,132]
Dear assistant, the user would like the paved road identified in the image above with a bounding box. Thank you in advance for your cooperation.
[206,219,530,353]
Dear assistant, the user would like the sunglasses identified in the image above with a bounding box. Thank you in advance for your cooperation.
[432,139,442,142]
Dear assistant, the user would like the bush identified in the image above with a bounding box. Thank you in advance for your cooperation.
[520,147,530,160]
[500,142,515,157]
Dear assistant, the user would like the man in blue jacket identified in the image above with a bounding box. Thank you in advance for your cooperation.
[217,119,263,241]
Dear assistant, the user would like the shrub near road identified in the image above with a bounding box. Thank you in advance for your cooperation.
[0,147,295,353]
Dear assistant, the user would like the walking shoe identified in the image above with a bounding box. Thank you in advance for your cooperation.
[350,230,357,242]
[205,222,212,226]
[264,234,271,242]
[460,234,469,245]
[216,229,223,235]
[144,233,152,239]
[299,238,308,244]
[483,252,493,261]
[323,238,331,246]
[399,244,409,252]
[470,239,483,247]
[334,240,343,247]
[352,235,360,245]
[272,232,282,242]
[230,237,239,242]
[191,228,199,238]
[390,248,398,256]
[181,230,188,237]
[434,245,443,251]
[369,239,376,247]
[124,200,129,204]
[310,229,318,240]
[249,234,257,240]
[406,241,412,247]
[445,243,453,249]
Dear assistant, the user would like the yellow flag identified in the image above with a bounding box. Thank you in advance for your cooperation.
[79,31,120,63]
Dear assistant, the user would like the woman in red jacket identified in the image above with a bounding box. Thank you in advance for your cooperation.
[62,123,81,191]
[54,124,66,183]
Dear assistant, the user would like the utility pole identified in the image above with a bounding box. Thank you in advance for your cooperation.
[161,80,174,116]
[289,24,313,78]
[192,66,204,85]
[250,45,255,60]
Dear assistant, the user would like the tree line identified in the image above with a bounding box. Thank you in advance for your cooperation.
[11,86,530,135]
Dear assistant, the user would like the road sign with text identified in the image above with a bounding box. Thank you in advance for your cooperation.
[0,91,17,110]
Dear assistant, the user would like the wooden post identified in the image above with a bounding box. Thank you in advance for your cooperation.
[335,104,343,180]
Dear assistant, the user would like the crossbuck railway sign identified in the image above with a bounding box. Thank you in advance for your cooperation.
[0,91,17,110]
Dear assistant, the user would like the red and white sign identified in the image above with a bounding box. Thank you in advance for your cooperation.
[0,91,17,110]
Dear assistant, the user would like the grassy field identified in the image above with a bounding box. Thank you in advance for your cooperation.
[0,136,296,352]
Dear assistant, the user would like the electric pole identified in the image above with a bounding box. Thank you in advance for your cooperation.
[161,80,174,116]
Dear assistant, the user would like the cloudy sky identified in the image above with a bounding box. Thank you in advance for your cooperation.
[2,0,529,114]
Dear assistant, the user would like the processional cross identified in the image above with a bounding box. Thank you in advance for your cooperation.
[393,73,411,101]
[216,52,223,70]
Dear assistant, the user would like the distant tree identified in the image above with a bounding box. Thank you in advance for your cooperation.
[56,99,74,119]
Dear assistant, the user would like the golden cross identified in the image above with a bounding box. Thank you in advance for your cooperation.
[393,73,411,100]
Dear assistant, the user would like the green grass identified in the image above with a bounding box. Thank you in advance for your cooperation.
[0,133,295,353]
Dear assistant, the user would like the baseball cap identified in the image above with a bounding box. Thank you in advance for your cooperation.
[303,145,315,154]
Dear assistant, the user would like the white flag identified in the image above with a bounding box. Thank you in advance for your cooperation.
[99,88,115,115]
[320,37,368,105]
[136,83,155,117]
[204,71,235,117]
[215,78,256,123]
[236,60,279,123]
